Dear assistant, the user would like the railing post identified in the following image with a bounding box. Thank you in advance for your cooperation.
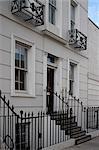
[20,110,23,150]
[84,107,86,131]
[0,90,1,149]
[59,95,60,112]
[70,108,72,138]
[81,102,83,128]
[86,108,88,133]
[96,110,98,129]
[77,99,79,125]
[28,113,30,149]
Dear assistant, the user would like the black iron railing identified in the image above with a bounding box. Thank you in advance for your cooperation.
[0,89,99,150]
[68,29,87,50]
[0,90,72,150]
[46,89,68,113]
[68,97,84,128]
[0,90,19,150]
[11,0,44,26]
[86,107,99,132]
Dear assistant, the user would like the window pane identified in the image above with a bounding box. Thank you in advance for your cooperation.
[15,82,18,90]
[20,70,26,90]
[20,48,27,69]
[15,69,18,81]
[71,20,75,30]
[51,7,55,24]
[71,4,75,22]
[15,69,19,90]
[15,47,20,67]
[69,64,74,80]
[47,54,55,63]
[49,0,56,25]
[69,80,73,96]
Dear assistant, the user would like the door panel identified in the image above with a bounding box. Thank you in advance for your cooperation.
[47,68,54,113]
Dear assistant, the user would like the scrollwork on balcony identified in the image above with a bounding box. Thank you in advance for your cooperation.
[68,29,87,50]
[11,0,44,26]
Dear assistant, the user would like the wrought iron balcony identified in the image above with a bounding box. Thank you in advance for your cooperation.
[11,0,44,26]
[68,29,87,50]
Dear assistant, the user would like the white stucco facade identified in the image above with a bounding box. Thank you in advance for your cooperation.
[0,0,98,114]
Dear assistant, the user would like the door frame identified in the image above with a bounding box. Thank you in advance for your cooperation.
[43,52,62,112]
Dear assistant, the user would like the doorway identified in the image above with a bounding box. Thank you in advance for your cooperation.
[47,67,54,113]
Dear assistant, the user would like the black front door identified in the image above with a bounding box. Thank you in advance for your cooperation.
[47,68,54,113]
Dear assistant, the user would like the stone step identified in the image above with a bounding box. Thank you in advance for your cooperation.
[75,135,91,145]
[61,122,77,130]
[51,114,68,120]
[56,116,76,125]
[71,130,86,138]
[61,124,78,131]
[65,126,81,135]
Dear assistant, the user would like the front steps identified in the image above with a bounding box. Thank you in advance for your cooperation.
[50,112,91,145]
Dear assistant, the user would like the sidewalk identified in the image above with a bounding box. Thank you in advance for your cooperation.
[61,136,99,150]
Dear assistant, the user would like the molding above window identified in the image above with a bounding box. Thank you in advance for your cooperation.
[11,34,35,97]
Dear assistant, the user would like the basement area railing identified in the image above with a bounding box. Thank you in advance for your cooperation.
[0,90,99,150]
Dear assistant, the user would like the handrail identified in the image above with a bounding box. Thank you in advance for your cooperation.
[47,89,68,109]
[0,90,19,117]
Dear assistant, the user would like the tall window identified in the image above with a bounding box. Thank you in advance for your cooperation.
[15,42,27,91]
[69,62,75,96]
[71,0,77,30]
[49,0,56,25]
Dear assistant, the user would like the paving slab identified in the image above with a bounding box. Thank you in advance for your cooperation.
[61,136,99,150]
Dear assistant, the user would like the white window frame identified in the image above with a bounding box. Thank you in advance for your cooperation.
[69,0,78,30]
[69,62,75,96]
[49,0,56,25]
[67,59,79,98]
[15,42,28,91]
[11,34,35,97]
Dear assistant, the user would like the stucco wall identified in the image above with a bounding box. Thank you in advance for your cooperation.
[0,0,89,113]
[88,19,99,106]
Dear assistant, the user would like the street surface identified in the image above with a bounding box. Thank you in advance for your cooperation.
[62,136,99,150]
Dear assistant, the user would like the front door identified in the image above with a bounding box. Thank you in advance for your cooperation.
[47,67,54,113]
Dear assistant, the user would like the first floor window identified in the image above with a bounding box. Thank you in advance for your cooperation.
[15,42,27,91]
[71,0,77,30]
[49,0,56,25]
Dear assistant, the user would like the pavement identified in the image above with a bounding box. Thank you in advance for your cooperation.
[61,136,99,150]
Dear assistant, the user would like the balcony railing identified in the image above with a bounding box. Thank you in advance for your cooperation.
[11,0,44,26]
[68,29,87,50]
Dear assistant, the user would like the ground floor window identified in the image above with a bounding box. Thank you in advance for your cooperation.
[11,35,35,97]
[15,42,27,91]
[69,62,74,96]
[69,62,78,97]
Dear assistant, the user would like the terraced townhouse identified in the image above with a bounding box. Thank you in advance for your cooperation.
[0,0,99,149]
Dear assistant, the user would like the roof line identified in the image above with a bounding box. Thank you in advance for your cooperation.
[88,17,99,29]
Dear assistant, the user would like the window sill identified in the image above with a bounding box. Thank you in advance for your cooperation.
[11,90,36,98]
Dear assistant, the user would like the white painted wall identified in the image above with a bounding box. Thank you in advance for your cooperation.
[0,0,90,113]
[88,19,99,106]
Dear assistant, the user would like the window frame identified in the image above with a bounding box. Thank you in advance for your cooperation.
[11,34,35,97]
[70,0,77,30]
[69,62,75,96]
[49,0,56,25]
[67,59,79,98]
[15,42,28,91]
